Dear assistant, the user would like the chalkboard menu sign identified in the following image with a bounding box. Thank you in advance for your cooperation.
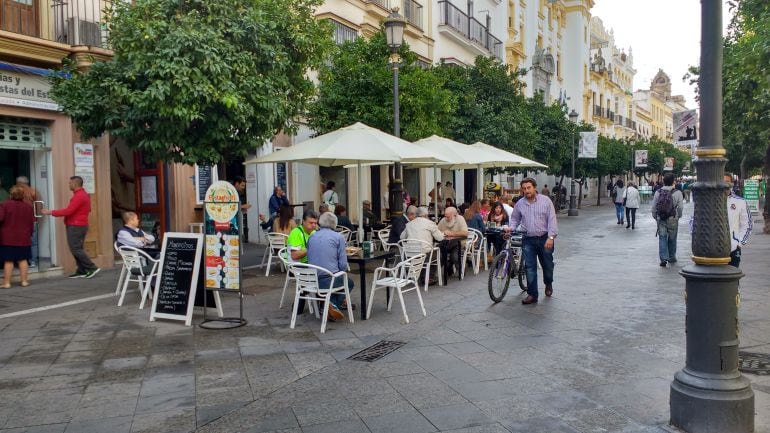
[195,165,218,205]
[276,162,287,191]
[150,233,204,326]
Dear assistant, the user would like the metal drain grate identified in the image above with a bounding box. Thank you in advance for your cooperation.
[739,352,770,375]
[348,340,405,362]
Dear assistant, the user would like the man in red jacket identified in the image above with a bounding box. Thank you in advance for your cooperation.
[42,176,100,278]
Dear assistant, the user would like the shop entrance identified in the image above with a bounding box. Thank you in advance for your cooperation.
[0,119,56,273]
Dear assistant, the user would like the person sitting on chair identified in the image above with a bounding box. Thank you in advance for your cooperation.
[116,211,155,249]
[307,212,354,322]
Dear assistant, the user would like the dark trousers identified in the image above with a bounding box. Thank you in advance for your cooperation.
[521,235,554,299]
[625,207,637,227]
[730,247,741,268]
[66,225,97,273]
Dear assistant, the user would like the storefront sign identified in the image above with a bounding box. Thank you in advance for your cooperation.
[74,166,95,193]
[150,233,204,326]
[74,143,94,167]
[743,179,760,213]
[0,68,59,111]
[195,165,218,205]
[203,181,241,291]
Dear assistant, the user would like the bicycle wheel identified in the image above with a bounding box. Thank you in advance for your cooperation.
[516,254,526,291]
[488,252,510,303]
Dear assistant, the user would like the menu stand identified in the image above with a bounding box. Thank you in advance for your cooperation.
[200,200,247,329]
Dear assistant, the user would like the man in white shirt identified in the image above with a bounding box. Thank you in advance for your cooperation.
[725,174,752,267]
[116,211,155,249]
[401,207,444,253]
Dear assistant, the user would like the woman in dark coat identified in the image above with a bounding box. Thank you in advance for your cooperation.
[0,186,35,288]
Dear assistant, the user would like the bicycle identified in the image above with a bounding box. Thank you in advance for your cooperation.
[487,229,526,303]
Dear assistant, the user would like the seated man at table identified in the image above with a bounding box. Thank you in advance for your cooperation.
[307,212,353,322]
[438,206,468,276]
[288,210,319,314]
[116,211,156,251]
[362,200,386,232]
[388,205,417,245]
[401,206,444,251]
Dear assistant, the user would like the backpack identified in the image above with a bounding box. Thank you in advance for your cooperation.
[656,189,676,219]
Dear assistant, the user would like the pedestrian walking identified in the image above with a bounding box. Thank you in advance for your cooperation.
[41,176,100,278]
[322,181,338,208]
[504,177,558,305]
[0,186,35,288]
[725,173,752,267]
[624,182,640,229]
[612,179,626,225]
[651,173,684,267]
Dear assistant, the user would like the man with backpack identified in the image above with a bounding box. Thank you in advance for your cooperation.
[651,173,684,267]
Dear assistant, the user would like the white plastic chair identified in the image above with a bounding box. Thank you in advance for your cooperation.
[398,238,442,290]
[114,241,128,296]
[277,247,295,309]
[367,253,427,323]
[261,233,288,276]
[467,228,488,275]
[117,245,159,309]
[288,262,354,333]
[335,226,354,246]
[460,231,479,279]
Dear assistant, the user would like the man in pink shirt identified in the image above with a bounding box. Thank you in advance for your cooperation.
[42,176,100,278]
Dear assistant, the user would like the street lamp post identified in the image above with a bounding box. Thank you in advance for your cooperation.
[567,109,579,216]
[669,2,754,432]
[384,9,406,220]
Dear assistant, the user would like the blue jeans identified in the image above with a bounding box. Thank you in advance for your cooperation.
[657,218,679,262]
[521,235,554,299]
[317,274,352,309]
[614,203,625,222]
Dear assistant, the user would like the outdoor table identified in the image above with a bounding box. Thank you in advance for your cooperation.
[437,236,464,284]
[347,250,395,320]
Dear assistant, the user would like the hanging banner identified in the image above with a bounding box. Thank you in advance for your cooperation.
[634,150,648,168]
[663,157,675,171]
[578,132,598,158]
[674,110,698,150]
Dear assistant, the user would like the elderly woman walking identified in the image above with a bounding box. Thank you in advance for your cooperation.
[0,186,35,288]
[624,182,641,229]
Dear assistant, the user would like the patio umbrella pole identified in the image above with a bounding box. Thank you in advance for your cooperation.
[434,165,439,222]
[358,161,365,244]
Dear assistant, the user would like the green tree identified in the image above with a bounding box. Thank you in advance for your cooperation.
[525,98,573,176]
[50,0,331,165]
[307,31,455,141]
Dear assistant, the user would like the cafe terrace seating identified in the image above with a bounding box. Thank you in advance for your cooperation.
[288,262,354,333]
[116,245,159,309]
[367,253,427,324]
[398,238,442,290]
[262,232,288,277]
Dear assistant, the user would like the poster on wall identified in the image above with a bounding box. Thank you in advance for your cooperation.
[634,150,648,168]
[141,176,158,205]
[743,180,760,213]
[663,157,675,171]
[578,132,598,158]
[74,143,94,167]
[74,166,95,193]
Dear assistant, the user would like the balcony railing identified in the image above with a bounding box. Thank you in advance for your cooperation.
[403,0,423,29]
[366,0,390,9]
[1,0,111,48]
[437,0,503,59]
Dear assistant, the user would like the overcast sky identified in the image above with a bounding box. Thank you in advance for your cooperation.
[591,0,732,108]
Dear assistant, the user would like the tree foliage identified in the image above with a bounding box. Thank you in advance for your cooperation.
[50,0,332,165]
[307,32,455,141]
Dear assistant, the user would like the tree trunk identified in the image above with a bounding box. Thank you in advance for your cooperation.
[764,145,770,234]
[596,174,603,206]
[740,154,747,181]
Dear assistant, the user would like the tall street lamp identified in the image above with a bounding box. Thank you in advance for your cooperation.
[669,2,754,432]
[567,109,579,216]
[384,8,406,220]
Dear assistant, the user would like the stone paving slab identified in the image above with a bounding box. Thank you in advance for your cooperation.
[0,202,767,432]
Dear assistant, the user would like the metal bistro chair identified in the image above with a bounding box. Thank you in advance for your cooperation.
[261,232,288,277]
[467,228,488,275]
[288,262,354,334]
[398,238,442,290]
[367,253,427,324]
[117,245,159,309]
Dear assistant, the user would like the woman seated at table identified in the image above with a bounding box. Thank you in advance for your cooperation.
[463,200,486,235]
[486,202,509,254]
[272,204,296,235]
[335,205,355,230]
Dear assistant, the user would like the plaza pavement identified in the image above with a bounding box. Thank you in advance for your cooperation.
[0,199,768,433]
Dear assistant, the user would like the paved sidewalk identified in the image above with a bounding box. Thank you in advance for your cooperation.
[0,201,768,433]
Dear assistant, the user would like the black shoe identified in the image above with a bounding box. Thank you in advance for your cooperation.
[668,259,677,263]
[660,261,667,267]
[626,224,630,229]
[522,295,538,305]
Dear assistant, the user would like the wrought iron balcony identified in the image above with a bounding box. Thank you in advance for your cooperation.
[403,0,423,29]
[437,0,503,59]
[1,0,110,48]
